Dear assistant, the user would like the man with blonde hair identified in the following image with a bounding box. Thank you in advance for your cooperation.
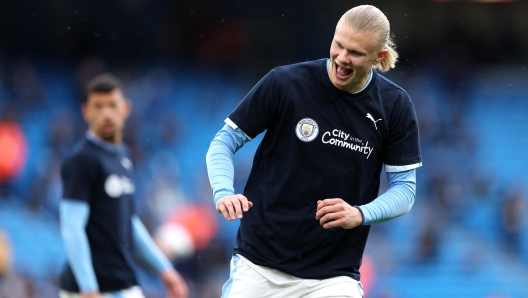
[206,5,421,297]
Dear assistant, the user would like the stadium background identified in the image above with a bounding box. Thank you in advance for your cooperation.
[0,0,527,297]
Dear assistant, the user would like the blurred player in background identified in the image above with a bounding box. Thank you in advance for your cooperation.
[207,5,421,298]
[59,74,188,298]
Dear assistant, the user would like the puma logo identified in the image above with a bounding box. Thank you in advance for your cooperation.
[366,113,382,130]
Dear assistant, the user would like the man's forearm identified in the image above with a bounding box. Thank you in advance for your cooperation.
[358,169,416,225]
[131,216,172,274]
[206,123,249,205]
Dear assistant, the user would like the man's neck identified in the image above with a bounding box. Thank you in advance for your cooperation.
[352,69,373,94]
[88,130,121,145]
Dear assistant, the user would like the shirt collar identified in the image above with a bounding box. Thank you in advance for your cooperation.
[86,130,125,154]
[355,69,373,94]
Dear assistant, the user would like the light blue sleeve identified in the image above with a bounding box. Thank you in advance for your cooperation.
[206,123,251,205]
[131,216,172,274]
[357,169,417,225]
[60,199,98,292]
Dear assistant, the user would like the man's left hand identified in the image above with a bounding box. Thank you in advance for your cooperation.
[316,198,363,229]
[160,268,188,298]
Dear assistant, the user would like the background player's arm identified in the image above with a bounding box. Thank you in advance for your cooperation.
[316,169,416,228]
[131,216,188,298]
[206,123,253,221]
[60,199,99,294]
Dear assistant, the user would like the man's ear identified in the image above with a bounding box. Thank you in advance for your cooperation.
[81,103,89,122]
[373,48,388,65]
[124,99,132,118]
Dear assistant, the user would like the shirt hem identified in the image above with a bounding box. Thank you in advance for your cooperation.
[233,249,360,281]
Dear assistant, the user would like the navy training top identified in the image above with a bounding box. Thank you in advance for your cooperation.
[59,134,138,292]
[228,58,421,281]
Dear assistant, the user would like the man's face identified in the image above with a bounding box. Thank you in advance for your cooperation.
[82,89,130,141]
[328,22,386,93]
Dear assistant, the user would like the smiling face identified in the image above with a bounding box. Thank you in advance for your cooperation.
[328,20,387,93]
[82,89,131,144]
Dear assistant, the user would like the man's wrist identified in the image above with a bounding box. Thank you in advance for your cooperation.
[79,290,100,297]
[214,190,235,205]
[353,205,365,226]
[79,285,99,293]
[160,267,177,283]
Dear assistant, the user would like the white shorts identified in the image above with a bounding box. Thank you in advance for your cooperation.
[59,285,145,298]
[222,254,364,298]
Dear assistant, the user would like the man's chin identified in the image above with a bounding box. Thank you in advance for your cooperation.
[102,133,116,139]
[96,130,116,140]
[331,76,351,90]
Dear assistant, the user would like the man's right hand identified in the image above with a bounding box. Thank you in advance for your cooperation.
[80,292,100,298]
[216,194,253,221]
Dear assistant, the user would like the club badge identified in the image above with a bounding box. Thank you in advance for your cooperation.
[295,118,319,142]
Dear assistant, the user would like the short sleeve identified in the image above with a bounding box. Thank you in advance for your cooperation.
[61,153,97,203]
[227,69,281,139]
[383,92,422,172]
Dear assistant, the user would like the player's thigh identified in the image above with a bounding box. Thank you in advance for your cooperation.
[58,291,113,298]
[222,255,297,298]
[221,255,271,298]
[58,291,77,298]
[304,276,364,298]
[119,286,145,298]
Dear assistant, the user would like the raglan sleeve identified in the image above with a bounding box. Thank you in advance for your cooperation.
[61,153,96,203]
[383,91,422,173]
[227,69,281,139]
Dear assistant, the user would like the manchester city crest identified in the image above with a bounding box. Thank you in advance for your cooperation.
[295,118,319,142]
